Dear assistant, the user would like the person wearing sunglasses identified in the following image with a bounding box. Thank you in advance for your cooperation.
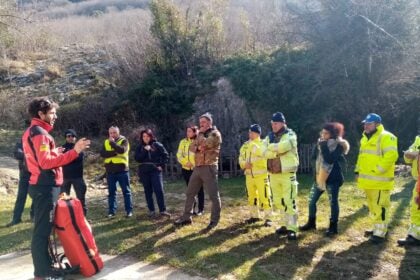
[61,129,88,216]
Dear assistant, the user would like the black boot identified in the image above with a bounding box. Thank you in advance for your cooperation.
[325,221,338,237]
[299,217,316,231]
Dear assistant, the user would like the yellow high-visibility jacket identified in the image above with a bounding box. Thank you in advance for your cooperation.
[176,138,195,170]
[263,128,299,174]
[239,138,268,177]
[355,124,398,190]
[404,135,420,180]
[104,137,130,168]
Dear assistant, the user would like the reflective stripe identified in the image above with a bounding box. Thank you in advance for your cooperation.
[244,170,267,176]
[286,214,298,228]
[376,133,384,156]
[373,223,388,238]
[382,147,398,153]
[408,224,420,240]
[359,174,393,182]
[282,166,298,173]
[377,165,386,173]
[359,149,380,155]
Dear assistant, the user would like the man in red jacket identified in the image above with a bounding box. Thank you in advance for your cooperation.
[23,97,90,280]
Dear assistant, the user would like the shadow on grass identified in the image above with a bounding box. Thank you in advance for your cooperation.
[308,181,414,279]
[244,205,368,280]
[0,208,33,255]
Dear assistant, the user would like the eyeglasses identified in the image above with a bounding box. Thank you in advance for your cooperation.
[66,135,75,138]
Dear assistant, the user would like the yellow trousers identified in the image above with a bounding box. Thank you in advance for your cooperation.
[270,173,298,232]
[408,185,420,239]
[364,189,390,237]
[245,175,272,210]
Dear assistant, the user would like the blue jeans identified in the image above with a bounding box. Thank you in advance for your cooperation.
[308,182,341,223]
[139,171,166,213]
[107,171,133,215]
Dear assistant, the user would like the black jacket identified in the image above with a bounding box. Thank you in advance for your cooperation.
[14,141,29,173]
[312,141,346,186]
[135,141,169,174]
[62,142,84,179]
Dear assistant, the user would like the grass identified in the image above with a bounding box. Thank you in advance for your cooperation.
[1,165,420,279]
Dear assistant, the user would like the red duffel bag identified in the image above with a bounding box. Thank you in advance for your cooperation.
[54,196,103,277]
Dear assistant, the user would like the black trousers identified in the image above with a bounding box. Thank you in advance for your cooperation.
[12,169,33,222]
[28,185,60,277]
[182,169,205,213]
[61,177,87,215]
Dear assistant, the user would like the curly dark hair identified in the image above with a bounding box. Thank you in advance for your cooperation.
[140,128,156,144]
[28,97,59,119]
[323,122,345,138]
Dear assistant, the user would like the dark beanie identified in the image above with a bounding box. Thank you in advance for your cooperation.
[271,112,286,123]
[249,124,262,134]
[64,129,77,137]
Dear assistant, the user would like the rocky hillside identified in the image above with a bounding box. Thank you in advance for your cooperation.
[0,44,118,130]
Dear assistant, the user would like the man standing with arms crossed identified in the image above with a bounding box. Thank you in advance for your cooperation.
[174,113,222,230]
[100,126,133,218]
[355,113,398,244]
[264,112,300,240]
[23,97,90,280]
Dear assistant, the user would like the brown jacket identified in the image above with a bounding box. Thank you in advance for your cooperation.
[190,127,222,166]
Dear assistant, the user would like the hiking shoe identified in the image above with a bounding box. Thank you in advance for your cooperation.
[195,211,204,216]
[369,235,385,244]
[160,211,171,218]
[287,230,297,240]
[364,230,374,237]
[173,218,192,227]
[397,235,420,247]
[245,217,261,224]
[205,221,218,230]
[107,213,116,218]
[299,217,316,231]
[126,212,133,218]
[6,220,22,227]
[264,219,273,227]
[275,226,288,236]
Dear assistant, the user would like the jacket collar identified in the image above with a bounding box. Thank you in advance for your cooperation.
[30,118,53,133]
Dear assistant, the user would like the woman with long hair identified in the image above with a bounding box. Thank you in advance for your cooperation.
[300,122,350,236]
[176,125,205,215]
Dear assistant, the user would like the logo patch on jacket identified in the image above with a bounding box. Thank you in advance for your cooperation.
[40,144,49,152]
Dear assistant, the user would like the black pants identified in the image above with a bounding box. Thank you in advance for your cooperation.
[12,169,33,222]
[182,169,204,213]
[28,185,60,277]
[61,177,87,215]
